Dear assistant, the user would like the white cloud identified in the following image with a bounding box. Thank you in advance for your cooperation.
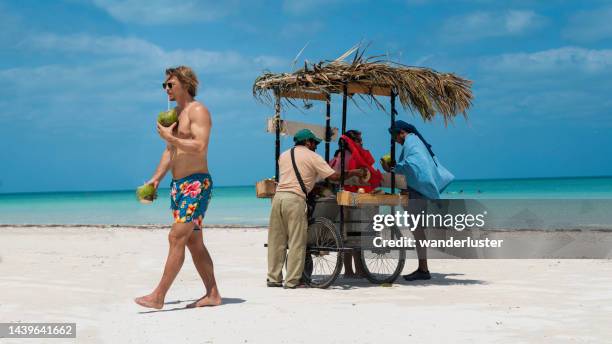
[1,30,287,134]
[19,33,164,56]
[563,7,612,43]
[440,10,545,42]
[481,46,612,73]
[15,32,261,75]
[469,46,612,125]
[89,0,235,24]
[411,46,612,126]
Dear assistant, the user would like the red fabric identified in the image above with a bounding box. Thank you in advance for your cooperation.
[339,135,382,193]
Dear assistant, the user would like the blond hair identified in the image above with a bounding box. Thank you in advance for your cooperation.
[165,66,199,97]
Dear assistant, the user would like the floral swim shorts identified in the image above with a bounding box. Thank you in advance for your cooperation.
[170,173,213,230]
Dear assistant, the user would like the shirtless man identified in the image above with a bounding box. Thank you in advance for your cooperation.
[134,66,221,309]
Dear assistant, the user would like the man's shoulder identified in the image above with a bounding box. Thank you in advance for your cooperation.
[191,100,207,110]
[299,147,328,166]
[280,146,316,160]
[294,146,318,157]
[279,149,293,161]
[188,101,211,122]
[189,101,209,114]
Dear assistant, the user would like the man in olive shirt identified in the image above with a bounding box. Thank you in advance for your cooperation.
[267,129,365,288]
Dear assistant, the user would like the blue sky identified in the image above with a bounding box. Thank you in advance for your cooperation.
[1,0,611,193]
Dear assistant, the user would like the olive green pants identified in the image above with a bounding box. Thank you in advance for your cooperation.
[267,191,308,287]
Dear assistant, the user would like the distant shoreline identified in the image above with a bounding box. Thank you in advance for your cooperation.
[1,178,610,228]
[1,175,611,196]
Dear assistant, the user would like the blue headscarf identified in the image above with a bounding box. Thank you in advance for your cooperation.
[389,120,436,159]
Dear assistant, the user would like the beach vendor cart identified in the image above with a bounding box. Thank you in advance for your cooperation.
[253,48,472,288]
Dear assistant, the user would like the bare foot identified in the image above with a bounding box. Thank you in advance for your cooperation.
[186,294,222,308]
[134,294,164,309]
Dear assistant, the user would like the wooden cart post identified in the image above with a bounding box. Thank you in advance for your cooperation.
[340,83,348,237]
[274,89,281,183]
[390,91,397,194]
[340,83,348,188]
[325,95,331,162]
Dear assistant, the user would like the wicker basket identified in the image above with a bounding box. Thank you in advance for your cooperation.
[256,179,277,198]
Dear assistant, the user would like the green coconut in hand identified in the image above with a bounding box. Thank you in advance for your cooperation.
[157,109,178,127]
[381,154,392,164]
[136,184,157,204]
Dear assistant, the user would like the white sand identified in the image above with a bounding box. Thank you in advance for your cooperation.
[1,226,611,343]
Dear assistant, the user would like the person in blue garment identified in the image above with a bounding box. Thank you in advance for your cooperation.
[380,120,454,281]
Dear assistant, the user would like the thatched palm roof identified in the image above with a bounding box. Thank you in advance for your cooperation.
[253,48,473,123]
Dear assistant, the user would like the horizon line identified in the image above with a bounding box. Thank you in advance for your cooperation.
[0,175,610,196]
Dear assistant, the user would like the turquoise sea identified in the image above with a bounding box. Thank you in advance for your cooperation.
[0,177,611,226]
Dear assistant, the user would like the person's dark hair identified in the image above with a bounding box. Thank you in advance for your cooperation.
[345,130,361,142]
[296,139,317,147]
[334,129,361,157]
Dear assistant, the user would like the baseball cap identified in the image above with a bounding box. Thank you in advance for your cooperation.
[293,129,322,143]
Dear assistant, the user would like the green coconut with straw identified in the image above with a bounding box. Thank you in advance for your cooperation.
[157,109,178,127]
[136,184,157,204]
[381,153,392,164]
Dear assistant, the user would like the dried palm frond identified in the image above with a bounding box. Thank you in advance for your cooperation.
[253,46,473,123]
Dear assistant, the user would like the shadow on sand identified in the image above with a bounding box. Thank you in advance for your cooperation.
[331,272,486,290]
[138,297,246,314]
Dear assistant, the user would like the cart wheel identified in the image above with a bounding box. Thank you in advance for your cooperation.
[302,217,343,289]
[360,225,406,284]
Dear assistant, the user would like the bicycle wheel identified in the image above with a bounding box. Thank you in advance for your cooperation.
[302,217,343,288]
[360,225,406,284]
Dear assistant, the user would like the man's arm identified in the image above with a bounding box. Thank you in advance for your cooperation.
[310,153,366,182]
[159,104,211,154]
[327,169,365,182]
[146,145,172,189]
